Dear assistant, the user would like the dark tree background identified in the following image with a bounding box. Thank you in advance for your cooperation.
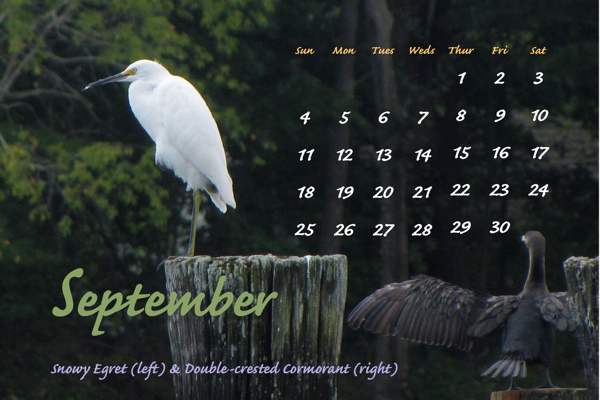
[0,0,597,399]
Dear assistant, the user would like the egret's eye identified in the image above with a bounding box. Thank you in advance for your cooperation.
[131,68,138,74]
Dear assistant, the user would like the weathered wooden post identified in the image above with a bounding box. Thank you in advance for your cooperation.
[489,388,588,400]
[164,254,348,400]
[564,256,598,400]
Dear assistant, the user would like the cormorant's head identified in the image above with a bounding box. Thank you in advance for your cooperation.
[521,231,545,250]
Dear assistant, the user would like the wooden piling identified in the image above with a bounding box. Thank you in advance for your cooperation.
[164,254,348,400]
[564,256,599,400]
[490,388,588,400]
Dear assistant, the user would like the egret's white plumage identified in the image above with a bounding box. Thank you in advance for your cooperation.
[84,59,235,255]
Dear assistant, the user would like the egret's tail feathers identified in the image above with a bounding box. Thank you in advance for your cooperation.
[205,180,236,212]
[482,359,527,378]
[207,191,235,213]
[186,180,235,213]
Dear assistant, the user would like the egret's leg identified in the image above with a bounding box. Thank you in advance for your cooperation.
[187,190,201,257]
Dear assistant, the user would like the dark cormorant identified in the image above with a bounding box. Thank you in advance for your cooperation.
[347,231,576,389]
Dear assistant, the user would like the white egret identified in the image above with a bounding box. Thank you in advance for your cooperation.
[84,60,236,256]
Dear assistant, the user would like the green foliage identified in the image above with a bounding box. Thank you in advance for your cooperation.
[0,126,177,399]
[0,126,170,237]
[0,1,281,397]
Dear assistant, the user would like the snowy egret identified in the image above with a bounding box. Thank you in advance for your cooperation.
[83,60,236,256]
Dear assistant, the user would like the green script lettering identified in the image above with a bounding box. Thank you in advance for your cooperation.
[52,267,83,316]
[53,269,279,336]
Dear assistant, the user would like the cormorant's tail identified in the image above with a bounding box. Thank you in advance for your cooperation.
[482,359,527,378]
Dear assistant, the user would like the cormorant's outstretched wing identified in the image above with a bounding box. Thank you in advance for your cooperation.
[536,292,576,331]
[469,295,522,337]
[347,275,489,351]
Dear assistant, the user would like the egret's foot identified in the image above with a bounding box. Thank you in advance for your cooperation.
[187,230,197,256]
[156,256,180,271]
[186,245,195,257]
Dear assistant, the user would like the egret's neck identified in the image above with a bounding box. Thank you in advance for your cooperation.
[127,82,160,143]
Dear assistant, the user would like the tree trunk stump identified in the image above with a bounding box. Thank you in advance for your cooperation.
[164,254,348,400]
[490,388,588,400]
[564,256,598,400]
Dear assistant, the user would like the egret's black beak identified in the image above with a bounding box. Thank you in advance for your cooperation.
[82,72,130,91]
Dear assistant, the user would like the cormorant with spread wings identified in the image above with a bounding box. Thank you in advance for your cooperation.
[347,231,576,389]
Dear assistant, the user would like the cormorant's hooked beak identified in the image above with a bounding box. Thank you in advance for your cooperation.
[82,69,134,91]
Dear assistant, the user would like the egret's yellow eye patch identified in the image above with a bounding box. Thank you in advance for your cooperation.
[124,68,137,75]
